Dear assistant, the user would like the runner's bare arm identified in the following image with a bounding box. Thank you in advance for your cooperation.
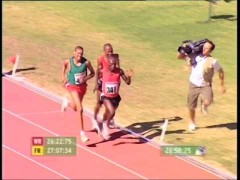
[116,54,120,68]
[177,52,188,60]
[93,58,103,92]
[93,67,103,93]
[218,67,226,94]
[177,52,192,68]
[120,69,133,85]
[96,57,101,69]
[61,59,70,86]
[85,60,95,82]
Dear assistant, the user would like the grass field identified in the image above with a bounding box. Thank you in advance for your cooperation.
[3,1,237,175]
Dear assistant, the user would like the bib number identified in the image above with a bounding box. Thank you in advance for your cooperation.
[105,82,118,94]
[74,72,86,85]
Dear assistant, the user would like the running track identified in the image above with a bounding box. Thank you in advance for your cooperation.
[2,76,235,179]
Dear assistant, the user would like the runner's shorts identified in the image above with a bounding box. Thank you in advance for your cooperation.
[100,93,121,108]
[65,82,87,97]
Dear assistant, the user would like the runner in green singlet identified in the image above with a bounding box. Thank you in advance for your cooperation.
[61,46,95,142]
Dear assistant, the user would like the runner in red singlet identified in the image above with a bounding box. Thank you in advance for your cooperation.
[99,54,132,140]
[92,43,120,133]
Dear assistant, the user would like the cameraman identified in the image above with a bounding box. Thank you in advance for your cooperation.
[177,39,226,131]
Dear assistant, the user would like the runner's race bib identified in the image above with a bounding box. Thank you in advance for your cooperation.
[74,72,86,85]
[105,82,119,94]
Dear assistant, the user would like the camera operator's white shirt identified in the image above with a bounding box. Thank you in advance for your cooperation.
[189,55,221,87]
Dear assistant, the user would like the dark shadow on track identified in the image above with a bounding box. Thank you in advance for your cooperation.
[86,129,146,147]
[3,67,38,75]
[211,14,237,21]
[196,14,236,24]
[87,116,184,147]
[125,116,183,137]
[199,122,237,130]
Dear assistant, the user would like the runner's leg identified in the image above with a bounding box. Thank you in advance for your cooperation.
[69,90,88,142]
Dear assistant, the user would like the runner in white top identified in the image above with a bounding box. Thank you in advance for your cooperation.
[178,40,226,131]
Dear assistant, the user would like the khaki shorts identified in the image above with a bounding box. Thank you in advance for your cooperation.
[187,82,213,111]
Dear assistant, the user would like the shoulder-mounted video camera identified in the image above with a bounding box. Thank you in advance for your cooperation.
[177,39,209,56]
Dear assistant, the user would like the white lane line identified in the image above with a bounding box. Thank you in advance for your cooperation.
[3,108,148,180]
[18,110,60,116]
[3,144,70,180]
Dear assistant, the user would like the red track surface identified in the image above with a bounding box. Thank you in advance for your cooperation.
[3,77,225,179]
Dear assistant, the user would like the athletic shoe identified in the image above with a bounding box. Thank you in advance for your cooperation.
[108,119,117,129]
[61,98,68,112]
[188,123,197,131]
[201,104,208,116]
[80,131,89,143]
[91,118,100,135]
[101,131,110,140]
[101,121,110,140]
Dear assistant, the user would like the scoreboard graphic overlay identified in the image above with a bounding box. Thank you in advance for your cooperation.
[162,146,206,156]
[31,137,77,156]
